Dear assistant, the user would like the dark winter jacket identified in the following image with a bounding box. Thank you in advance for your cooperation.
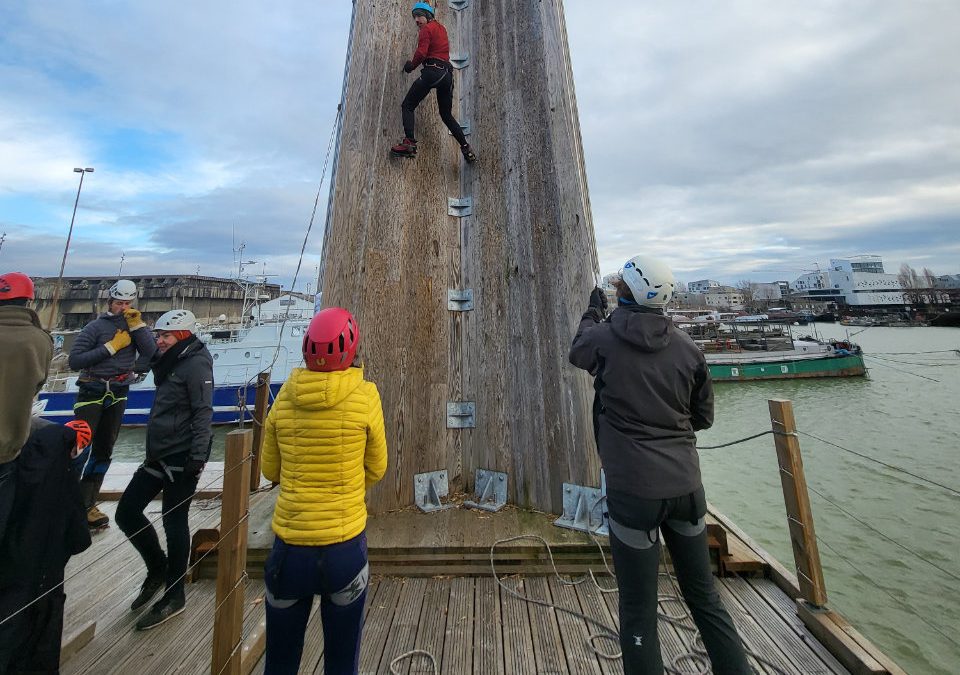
[569,304,714,499]
[145,337,214,463]
[0,419,90,593]
[68,312,156,381]
[410,20,450,69]
[0,306,53,463]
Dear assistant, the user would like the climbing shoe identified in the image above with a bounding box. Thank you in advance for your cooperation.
[390,137,417,158]
[131,560,168,611]
[87,505,109,530]
[460,143,477,163]
[135,593,185,631]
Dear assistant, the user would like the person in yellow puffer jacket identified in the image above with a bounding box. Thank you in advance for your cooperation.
[260,307,387,675]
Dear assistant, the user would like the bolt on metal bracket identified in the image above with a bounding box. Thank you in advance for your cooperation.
[450,53,469,70]
[446,401,476,428]
[447,288,474,311]
[448,196,473,217]
[448,121,471,137]
[554,482,608,535]
[449,0,469,10]
[464,469,507,512]
[414,470,454,513]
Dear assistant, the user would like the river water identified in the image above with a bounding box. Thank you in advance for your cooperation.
[113,325,959,673]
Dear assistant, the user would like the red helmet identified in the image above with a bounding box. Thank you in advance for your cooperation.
[302,307,360,372]
[65,419,93,449]
[0,272,34,301]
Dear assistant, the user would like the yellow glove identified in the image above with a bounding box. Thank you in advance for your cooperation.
[104,329,132,355]
[124,308,146,331]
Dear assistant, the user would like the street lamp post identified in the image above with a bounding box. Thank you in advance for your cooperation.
[46,167,94,330]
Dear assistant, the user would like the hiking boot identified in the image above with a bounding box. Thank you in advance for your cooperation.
[390,137,417,158]
[460,143,477,163]
[135,593,185,631]
[87,505,109,530]
[131,559,168,611]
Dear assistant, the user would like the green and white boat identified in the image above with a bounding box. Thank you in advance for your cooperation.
[677,318,867,382]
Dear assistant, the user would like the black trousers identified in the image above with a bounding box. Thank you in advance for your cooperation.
[116,454,199,601]
[606,488,751,675]
[0,459,15,545]
[401,62,468,146]
[0,588,66,674]
[73,382,128,499]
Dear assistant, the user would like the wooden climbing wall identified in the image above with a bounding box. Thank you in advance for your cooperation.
[320,0,600,514]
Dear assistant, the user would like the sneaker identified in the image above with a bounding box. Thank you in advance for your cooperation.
[390,137,418,157]
[87,505,109,530]
[135,593,185,631]
[131,561,167,611]
[460,143,477,163]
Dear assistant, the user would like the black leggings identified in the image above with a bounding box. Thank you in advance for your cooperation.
[606,488,751,675]
[401,62,468,146]
[116,453,199,601]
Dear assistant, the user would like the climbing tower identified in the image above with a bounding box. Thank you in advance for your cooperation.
[319,0,600,514]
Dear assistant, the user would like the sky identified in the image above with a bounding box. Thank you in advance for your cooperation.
[1,1,958,292]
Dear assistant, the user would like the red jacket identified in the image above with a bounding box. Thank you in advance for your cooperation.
[410,20,450,68]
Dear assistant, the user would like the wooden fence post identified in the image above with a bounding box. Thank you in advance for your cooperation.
[768,398,828,607]
[211,429,252,675]
[249,371,271,492]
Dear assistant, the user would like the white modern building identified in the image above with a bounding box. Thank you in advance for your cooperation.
[791,256,905,307]
[252,294,315,322]
[688,279,722,293]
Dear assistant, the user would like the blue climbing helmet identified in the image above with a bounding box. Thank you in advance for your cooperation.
[412,2,435,19]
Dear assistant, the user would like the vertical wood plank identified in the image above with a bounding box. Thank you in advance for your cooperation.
[211,430,252,675]
[249,371,271,492]
[768,399,828,607]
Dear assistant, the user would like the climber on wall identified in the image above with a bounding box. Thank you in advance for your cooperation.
[391,2,477,163]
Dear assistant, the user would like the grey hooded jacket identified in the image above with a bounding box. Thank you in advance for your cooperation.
[68,312,156,381]
[569,304,714,499]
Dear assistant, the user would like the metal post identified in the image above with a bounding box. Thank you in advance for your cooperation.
[211,430,252,675]
[47,168,93,330]
[768,398,828,607]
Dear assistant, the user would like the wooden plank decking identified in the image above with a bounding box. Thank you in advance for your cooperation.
[57,495,853,674]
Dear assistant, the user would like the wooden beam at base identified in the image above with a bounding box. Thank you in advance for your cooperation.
[797,601,907,675]
[240,615,266,675]
[60,621,95,665]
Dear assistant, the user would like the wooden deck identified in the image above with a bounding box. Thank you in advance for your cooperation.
[57,493,856,674]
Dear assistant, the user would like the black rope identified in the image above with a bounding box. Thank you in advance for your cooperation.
[696,430,774,450]
[796,430,960,497]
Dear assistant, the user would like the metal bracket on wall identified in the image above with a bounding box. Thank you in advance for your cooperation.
[446,401,476,428]
[449,0,469,10]
[554,482,608,535]
[448,121,471,136]
[464,469,507,512]
[414,470,454,513]
[449,53,470,70]
[448,196,473,217]
[447,288,474,311]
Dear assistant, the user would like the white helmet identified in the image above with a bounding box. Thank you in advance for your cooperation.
[109,279,138,301]
[620,254,675,308]
[155,309,197,334]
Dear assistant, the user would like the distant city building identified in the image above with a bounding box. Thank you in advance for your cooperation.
[252,294,314,322]
[790,256,904,308]
[936,274,960,289]
[673,290,745,311]
[687,279,722,293]
[752,283,783,302]
[32,275,282,330]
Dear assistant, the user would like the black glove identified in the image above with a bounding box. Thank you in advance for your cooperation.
[403,60,415,73]
[583,286,608,322]
[184,459,206,478]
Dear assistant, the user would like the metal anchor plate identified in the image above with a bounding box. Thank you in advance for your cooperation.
[449,0,469,10]
[554,482,608,535]
[414,470,454,513]
[464,469,507,512]
[450,53,469,70]
[446,401,476,428]
[448,196,473,217]
[447,288,474,311]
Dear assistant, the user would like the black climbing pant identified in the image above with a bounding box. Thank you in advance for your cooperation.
[116,452,199,603]
[606,487,751,675]
[401,59,468,146]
